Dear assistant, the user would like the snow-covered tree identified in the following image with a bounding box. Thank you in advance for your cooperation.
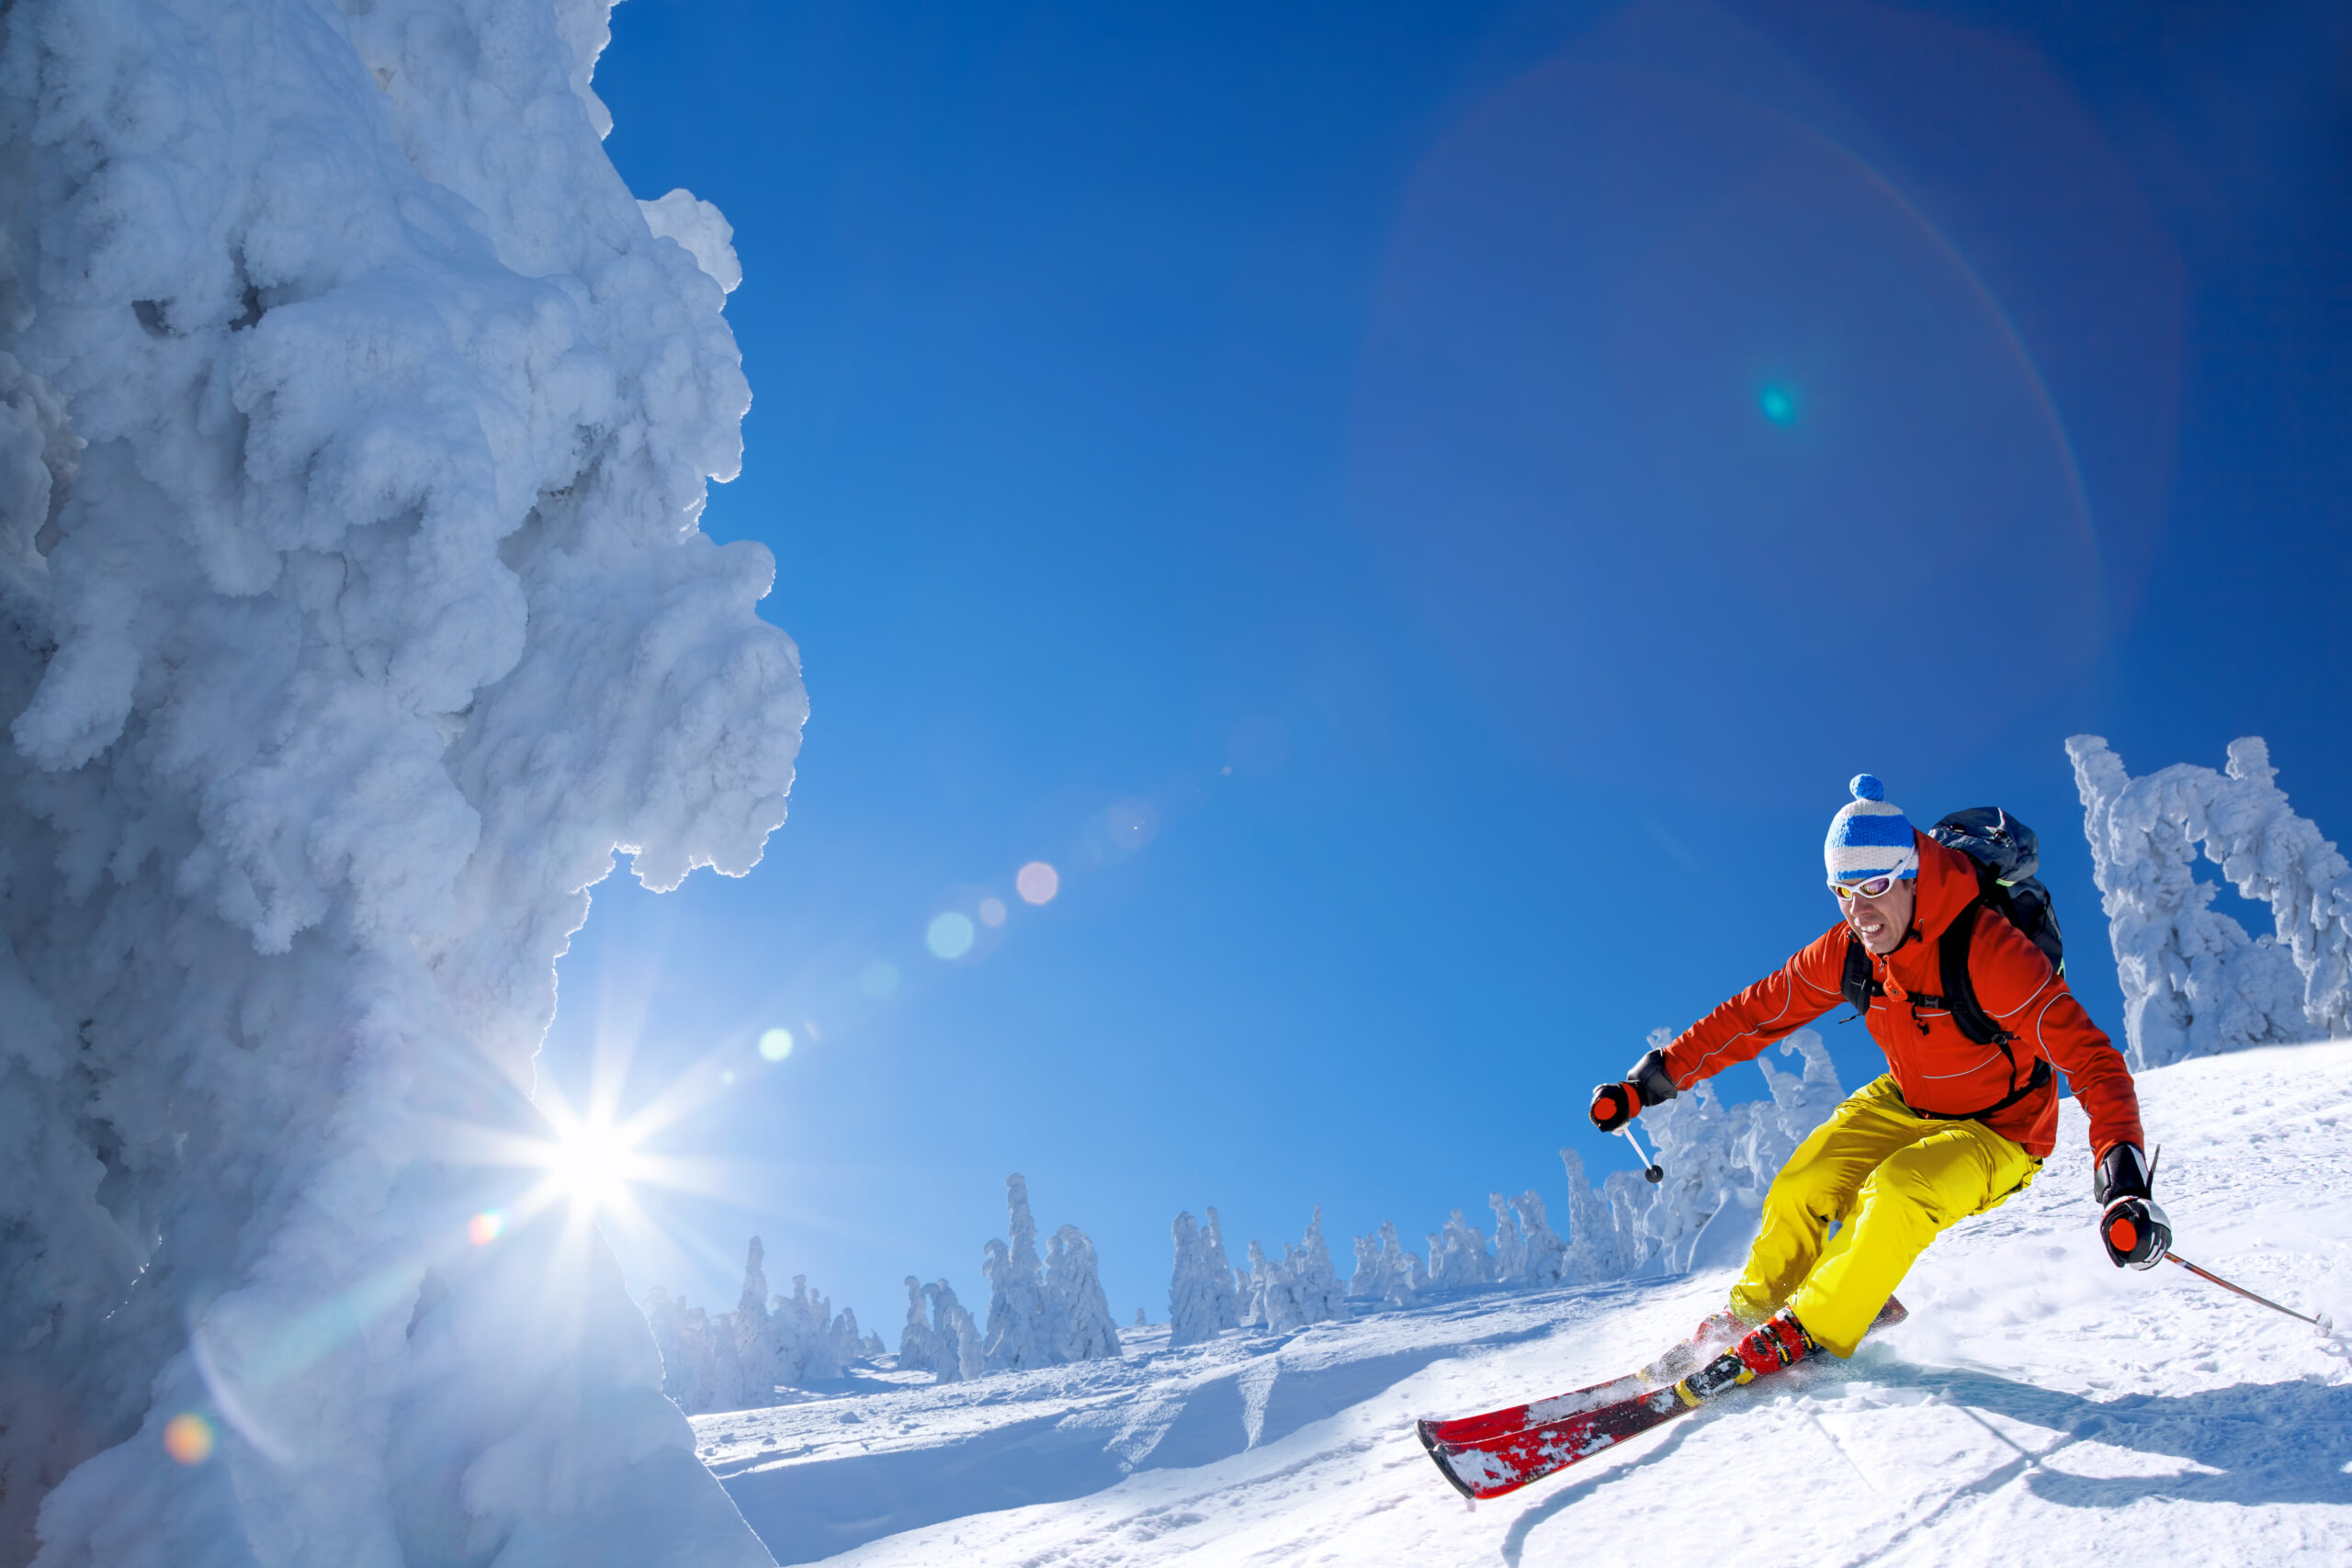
[1241,1239,1290,1331]
[1430,1209,1495,1289]
[899,1276,939,1373]
[2069,735,2349,1066]
[646,1239,867,1414]
[981,1173,1121,1371]
[1293,1207,1351,1325]
[1489,1193,1528,1283]
[0,3,796,1559]
[900,1275,982,1382]
[1240,1209,1351,1331]
[1169,1210,1244,1348]
[1510,1190,1572,1286]
[983,1174,1050,1371]
[1043,1224,1125,1362]
[1558,1146,1624,1283]
[1202,1207,1243,1325]
[933,1280,986,1381]
[1347,1226,1415,1305]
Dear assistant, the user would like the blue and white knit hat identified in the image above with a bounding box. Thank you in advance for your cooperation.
[1825,774,1918,885]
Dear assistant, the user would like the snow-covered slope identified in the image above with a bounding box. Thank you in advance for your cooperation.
[700,1044,2352,1566]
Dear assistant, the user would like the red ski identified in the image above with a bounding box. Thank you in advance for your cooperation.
[1417,1296,1907,1500]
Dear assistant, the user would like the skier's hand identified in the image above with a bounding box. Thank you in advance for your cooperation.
[1591,1049,1680,1134]
[2100,1195,2170,1269]
[2093,1142,2153,1205]
[1627,1048,1679,1108]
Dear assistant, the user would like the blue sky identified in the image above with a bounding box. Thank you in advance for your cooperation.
[543,0,2352,1333]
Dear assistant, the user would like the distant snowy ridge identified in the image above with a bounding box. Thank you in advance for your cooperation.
[2070,734,2352,1066]
[0,3,796,1564]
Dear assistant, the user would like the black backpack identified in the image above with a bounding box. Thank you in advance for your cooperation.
[1838,807,2064,1120]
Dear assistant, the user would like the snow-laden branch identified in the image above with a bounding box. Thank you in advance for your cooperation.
[2069,736,2352,1066]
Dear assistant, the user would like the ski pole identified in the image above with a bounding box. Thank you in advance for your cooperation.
[1618,1123,1664,1184]
[2165,1251,2335,1337]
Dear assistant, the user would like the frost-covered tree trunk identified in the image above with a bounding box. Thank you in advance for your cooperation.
[2069,736,2348,1066]
[0,3,797,1563]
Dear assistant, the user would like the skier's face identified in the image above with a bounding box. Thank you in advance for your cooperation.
[1839,876,1915,955]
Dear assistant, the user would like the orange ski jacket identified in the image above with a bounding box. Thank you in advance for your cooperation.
[1659,833,2143,1161]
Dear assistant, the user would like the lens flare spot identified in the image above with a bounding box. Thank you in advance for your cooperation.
[469,1209,505,1247]
[927,911,976,960]
[860,960,900,997]
[1105,800,1159,848]
[1016,862,1059,905]
[1758,383,1798,424]
[163,1412,215,1466]
[758,1027,794,1062]
[978,897,1007,928]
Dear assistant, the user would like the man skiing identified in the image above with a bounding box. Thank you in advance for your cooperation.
[1589,774,2166,1404]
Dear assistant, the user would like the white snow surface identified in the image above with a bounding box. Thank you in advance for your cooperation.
[0,2,797,1563]
[693,1045,2352,1566]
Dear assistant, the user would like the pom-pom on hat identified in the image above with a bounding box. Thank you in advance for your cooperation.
[1825,773,1919,886]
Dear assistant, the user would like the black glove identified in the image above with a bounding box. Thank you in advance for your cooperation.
[1589,1048,1679,1134]
[2101,1196,2170,1269]
[2094,1143,2152,1205]
[2094,1144,2168,1269]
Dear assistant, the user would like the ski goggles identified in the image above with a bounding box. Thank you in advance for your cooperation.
[1830,872,1913,902]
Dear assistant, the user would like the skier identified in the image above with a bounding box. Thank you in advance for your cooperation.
[1589,774,2166,1403]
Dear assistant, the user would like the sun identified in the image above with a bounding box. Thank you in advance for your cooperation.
[540,1112,645,1213]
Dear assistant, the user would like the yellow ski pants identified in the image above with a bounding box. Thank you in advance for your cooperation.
[1730,1074,2042,1357]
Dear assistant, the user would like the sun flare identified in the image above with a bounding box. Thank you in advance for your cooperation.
[541,1114,644,1212]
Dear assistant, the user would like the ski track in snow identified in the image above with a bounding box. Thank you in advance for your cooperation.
[694,1045,2352,1566]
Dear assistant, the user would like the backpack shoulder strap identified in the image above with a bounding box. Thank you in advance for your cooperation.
[1840,933,1874,1018]
[1935,897,2014,1049]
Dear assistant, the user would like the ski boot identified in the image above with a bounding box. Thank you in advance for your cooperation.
[1641,1307,1758,1387]
[1672,1309,1816,1405]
